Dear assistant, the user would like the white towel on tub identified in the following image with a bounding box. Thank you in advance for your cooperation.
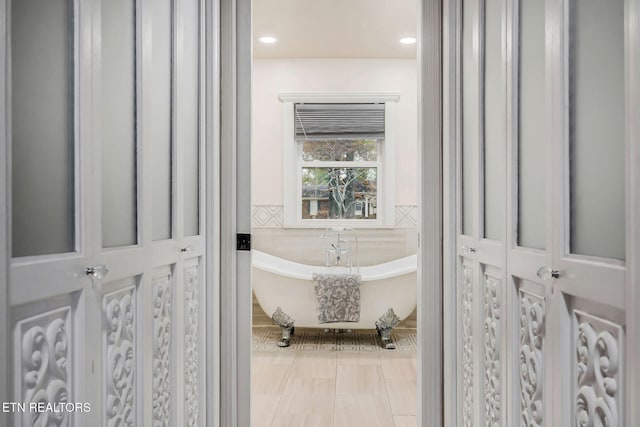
[312,273,361,323]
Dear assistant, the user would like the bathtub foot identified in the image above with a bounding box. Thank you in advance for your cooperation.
[271,307,295,348]
[378,328,396,350]
[277,325,294,348]
[376,308,401,350]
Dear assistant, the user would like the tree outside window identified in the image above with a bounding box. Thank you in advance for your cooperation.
[300,139,378,220]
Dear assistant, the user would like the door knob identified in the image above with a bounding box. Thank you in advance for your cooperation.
[180,246,195,254]
[86,264,109,279]
[536,266,560,280]
[461,245,476,254]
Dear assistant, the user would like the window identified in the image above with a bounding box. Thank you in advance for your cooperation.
[281,94,399,227]
[300,134,380,221]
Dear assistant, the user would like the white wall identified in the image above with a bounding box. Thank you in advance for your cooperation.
[251,58,418,206]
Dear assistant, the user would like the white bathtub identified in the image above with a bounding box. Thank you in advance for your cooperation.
[252,250,417,334]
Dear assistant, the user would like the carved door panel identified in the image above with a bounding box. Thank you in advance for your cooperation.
[476,0,508,424]
[545,0,627,424]
[507,0,629,426]
[457,0,508,425]
[94,0,206,424]
[457,0,632,426]
[505,0,553,425]
[6,0,98,424]
[456,0,479,424]
[3,0,206,425]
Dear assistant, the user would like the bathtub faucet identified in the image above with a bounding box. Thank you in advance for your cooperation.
[331,243,341,264]
[326,234,350,267]
[321,228,358,272]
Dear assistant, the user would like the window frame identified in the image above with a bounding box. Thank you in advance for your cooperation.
[280,93,399,228]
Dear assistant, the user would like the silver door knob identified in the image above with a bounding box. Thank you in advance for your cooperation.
[180,246,195,254]
[536,266,559,280]
[86,264,109,279]
[461,245,476,254]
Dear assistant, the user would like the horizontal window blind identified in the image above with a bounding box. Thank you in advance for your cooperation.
[294,103,385,140]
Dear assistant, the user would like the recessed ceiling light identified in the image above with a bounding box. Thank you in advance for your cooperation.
[259,36,277,44]
[399,37,417,45]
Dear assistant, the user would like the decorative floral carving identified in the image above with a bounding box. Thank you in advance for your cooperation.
[519,291,545,427]
[20,307,71,427]
[575,317,620,427]
[271,307,295,329]
[153,275,172,427]
[375,308,401,332]
[462,265,473,427]
[184,267,200,427]
[104,287,136,427]
[484,273,501,427]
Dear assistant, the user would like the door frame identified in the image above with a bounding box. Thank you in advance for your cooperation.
[1,0,8,411]
[627,0,640,420]
[219,0,252,426]
[205,0,222,426]
[418,0,446,425]
[442,0,459,425]
[218,0,447,426]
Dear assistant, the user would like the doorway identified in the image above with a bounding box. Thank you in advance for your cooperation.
[251,2,420,425]
[219,0,444,426]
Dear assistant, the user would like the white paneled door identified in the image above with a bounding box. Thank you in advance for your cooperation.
[2,0,207,425]
[454,0,636,426]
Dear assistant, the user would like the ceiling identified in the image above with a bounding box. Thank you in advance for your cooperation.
[253,0,418,59]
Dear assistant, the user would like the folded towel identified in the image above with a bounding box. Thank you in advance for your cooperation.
[312,273,361,323]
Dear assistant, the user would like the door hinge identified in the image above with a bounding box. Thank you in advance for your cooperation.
[237,233,251,251]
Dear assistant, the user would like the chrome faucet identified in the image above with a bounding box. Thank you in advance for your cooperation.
[327,234,349,267]
[331,242,342,264]
[321,228,357,272]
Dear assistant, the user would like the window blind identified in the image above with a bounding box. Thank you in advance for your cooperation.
[294,103,385,140]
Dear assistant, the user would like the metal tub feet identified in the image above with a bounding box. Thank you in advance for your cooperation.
[375,308,401,350]
[271,307,295,348]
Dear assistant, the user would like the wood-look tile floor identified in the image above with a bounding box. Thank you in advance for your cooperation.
[252,349,417,427]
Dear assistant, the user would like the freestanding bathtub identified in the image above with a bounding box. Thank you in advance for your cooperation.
[252,250,417,348]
